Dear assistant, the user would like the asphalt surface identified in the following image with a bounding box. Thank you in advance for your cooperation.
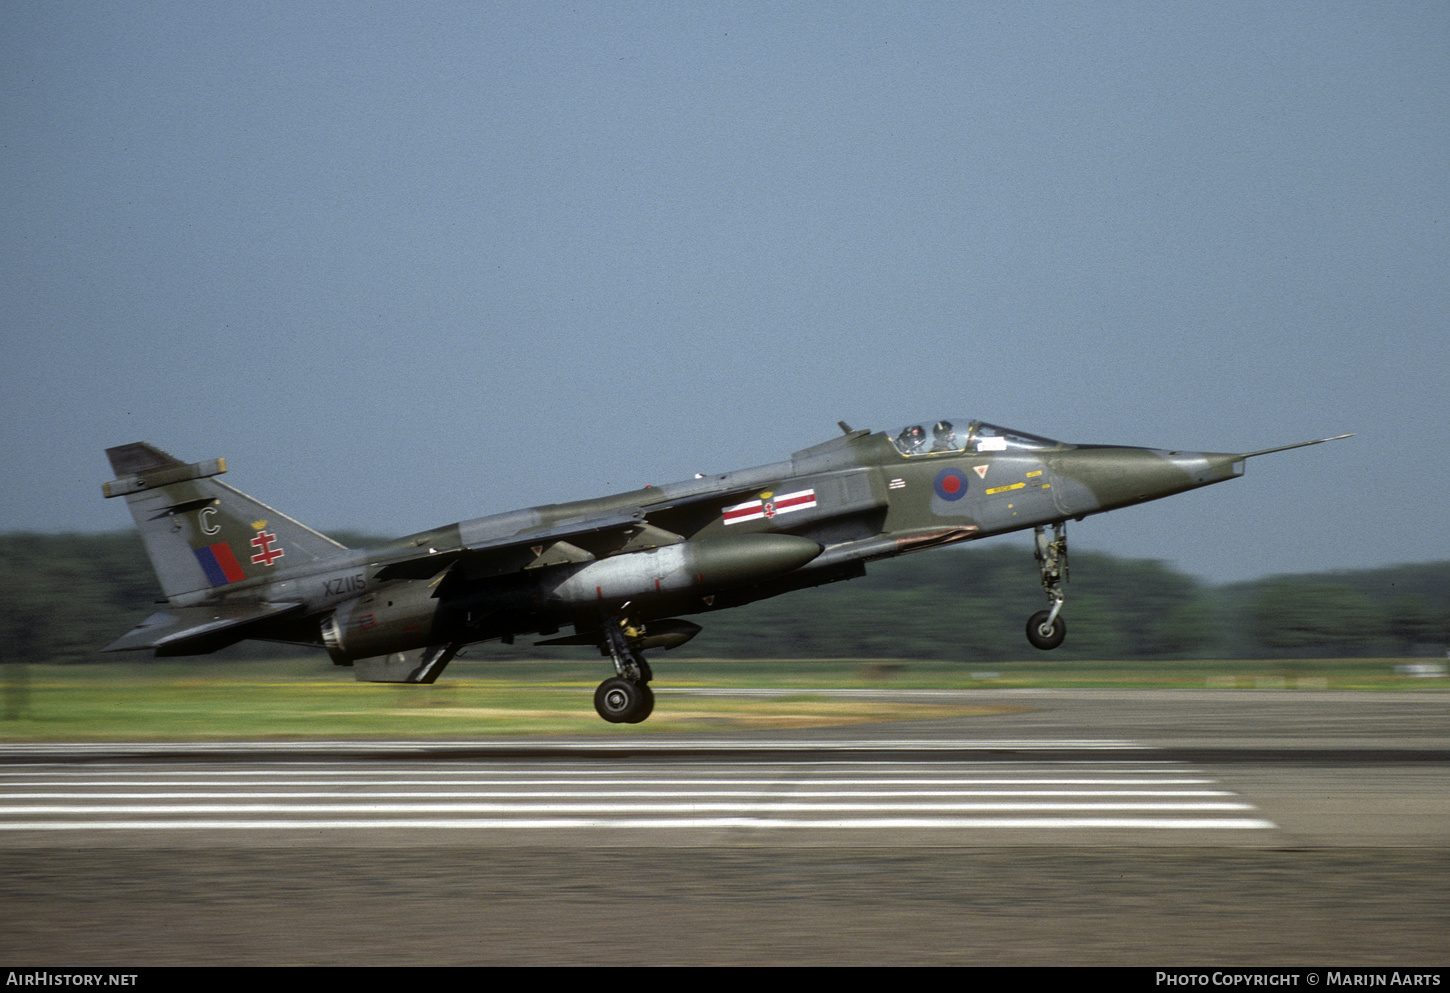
[0,689,1445,965]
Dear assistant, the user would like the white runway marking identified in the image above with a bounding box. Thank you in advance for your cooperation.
[0,818,1277,831]
[0,737,1152,755]
[1,801,1258,814]
[0,790,1237,798]
[0,745,1278,835]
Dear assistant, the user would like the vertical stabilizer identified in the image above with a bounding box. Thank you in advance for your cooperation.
[103,443,346,602]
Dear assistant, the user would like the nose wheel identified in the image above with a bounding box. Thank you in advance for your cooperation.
[1026,609,1066,650]
[1028,523,1068,650]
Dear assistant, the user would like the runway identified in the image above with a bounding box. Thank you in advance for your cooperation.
[0,689,1445,964]
[0,747,1276,844]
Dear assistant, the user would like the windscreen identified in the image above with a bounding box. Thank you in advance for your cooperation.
[889,419,1061,456]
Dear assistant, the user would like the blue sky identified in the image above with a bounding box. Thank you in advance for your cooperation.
[2,2,1446,582]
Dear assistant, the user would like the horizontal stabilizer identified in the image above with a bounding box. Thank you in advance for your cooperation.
[102,602,304,655]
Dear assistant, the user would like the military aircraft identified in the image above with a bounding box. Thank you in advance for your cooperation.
[102,419,1349,723]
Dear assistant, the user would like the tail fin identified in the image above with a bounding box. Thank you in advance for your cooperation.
[103,442,346,602]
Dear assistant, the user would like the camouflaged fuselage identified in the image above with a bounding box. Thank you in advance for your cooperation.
[100,422,1343,672]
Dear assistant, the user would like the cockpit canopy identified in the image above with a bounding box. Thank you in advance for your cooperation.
[889,419,1062,457]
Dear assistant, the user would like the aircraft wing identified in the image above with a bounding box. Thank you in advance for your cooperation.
[373,466,886,583]
[372,511,676,581]
[102,601,305,655]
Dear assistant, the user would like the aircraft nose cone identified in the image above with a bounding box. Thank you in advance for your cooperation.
[1165,450,1245,485]
[1051,447,1246,514]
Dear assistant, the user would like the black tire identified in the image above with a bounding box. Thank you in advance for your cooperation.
[594,677,651,724]
[623,684,655,725]
[1025,610,1066,650]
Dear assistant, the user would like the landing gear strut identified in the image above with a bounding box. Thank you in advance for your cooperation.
[1027,522,1068,650]
[593,610,654,724]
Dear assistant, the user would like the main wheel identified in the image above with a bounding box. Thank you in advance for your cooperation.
[624,684,654,725]
[1025,610,1066,650]
[594,677,653,724]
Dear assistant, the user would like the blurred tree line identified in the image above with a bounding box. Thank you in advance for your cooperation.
[1,532,1446,665]
[678,545,1450,661]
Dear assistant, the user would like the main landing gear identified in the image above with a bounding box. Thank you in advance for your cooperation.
[593,611,655,724]
[1026,522,1068,650]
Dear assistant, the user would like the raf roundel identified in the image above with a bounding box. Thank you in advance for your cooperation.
[933,467,970,501]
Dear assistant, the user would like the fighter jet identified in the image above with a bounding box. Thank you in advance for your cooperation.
[101,419,1349,723]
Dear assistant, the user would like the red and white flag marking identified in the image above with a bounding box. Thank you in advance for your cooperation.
[722,488,817,525]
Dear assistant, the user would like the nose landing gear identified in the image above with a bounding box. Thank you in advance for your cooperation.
[1027,523,1068,650]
